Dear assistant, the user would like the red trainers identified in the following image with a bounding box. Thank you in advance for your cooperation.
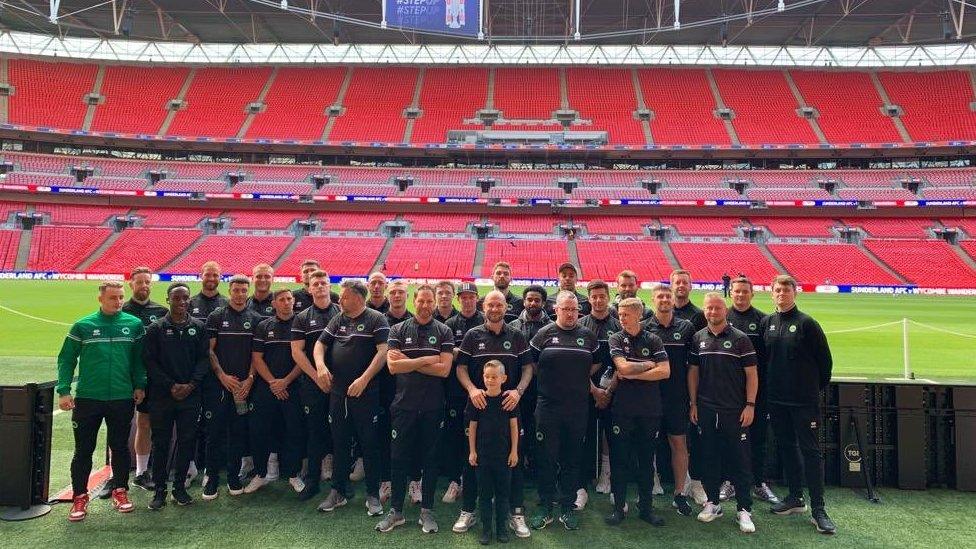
[111,488,134,513]
[69,493,90,522]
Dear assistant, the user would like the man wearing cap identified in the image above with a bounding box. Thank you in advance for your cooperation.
[545,263,591,317]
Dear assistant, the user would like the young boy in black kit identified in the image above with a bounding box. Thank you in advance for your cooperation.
[467,360,520,545]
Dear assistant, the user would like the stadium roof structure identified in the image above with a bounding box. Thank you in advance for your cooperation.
[3,0,976,47]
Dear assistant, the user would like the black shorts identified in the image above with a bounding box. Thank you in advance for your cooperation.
[660,398,690,437]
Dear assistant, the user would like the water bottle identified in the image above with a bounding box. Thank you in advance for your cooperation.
[598,367,614,389]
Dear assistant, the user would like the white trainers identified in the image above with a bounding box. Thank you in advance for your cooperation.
[243,475,269,494]
[509,513,531,538]
[688,479,708,506]
[266,454,280,481]
[442,480,462,503]
[452,510,477,533]
[409,480,422,505]
[574,488,589,510]
[595,470,611,494]
[379,481,392,504]
[737,510,756,533]
[697,502,723,523]
[289,476,306,493]
[719,481,735,502]
[349,458,365,482]
[321,455,333,481]
[652,472,664,495]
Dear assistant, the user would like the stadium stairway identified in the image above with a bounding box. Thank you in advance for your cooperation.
[567,238,581,278]
[659,240,682,271]
[236,67,279,139]
[471,238,486,278]
[782,70,828,144]
[14,228,30,270]
[705,69,740,146]
[856,240,911,284]
[952,242,976,271]
[0,57,8,123]
[157,231,208,272]
[320,67,354,141]
[81,65,106,132]
[756,241,790,275]
[272,232,304,270]
[631,68,654,145]
[371,236,397,274]
[869,71,912,143]
[75,230,122,271]
[402,67,426,144]
[157,68,197,137]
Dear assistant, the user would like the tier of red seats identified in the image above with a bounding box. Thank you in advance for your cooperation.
[575,240,672,283]
[789,71,902,143]
[276,236,386,277]
[0,201,24,221]
[0,229,20,270]
[566,68,644,145]
[134,208,218,228]
[320,212,392,231]
[168,67,273,138]
[328,67,417,143]
[384,237,476,278]
[766,243,901,286]
[659,216,742,236]
[91,65,190,135]
[878,71,976,142]
[488,214,563,234]
[575,215,649,236]
[167,235,293,275]
[843,218,936,238]
[224,210,309,229]
[36,204,127,225]
[27,226,111,271]
[494,68,561,121]
[481,239,568,278]
[411,67,487,144]
[403,213,477,232]
[638,69,730,145]
[669,242,780,283]
[713,69,818,145]
[86,228,202,273]
[863,239,976,288]
[8,59,95,130]
[750,217,838,237]
[961,241,976,263]
[245,67,345,140]
[942,218,976,237]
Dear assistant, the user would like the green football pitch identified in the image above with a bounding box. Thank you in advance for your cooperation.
[0,279,974,548]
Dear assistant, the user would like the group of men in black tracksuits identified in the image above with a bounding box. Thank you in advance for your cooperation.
[61,258,836,538]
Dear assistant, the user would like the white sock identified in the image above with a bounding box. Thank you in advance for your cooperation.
[136,454,150,476]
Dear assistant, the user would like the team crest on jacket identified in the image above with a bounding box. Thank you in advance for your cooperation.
[188,328,197,336]
[789,325,797,333]
[428,335,437,345]
[641,348,650,356]
[576,338,584,346]
[357,324,365,332]
[674,332,682,340]
[121,327,130,335]
[244,322,251,329]
[749,323,757,330]
[723,341,733,349]
[503,341,512,350]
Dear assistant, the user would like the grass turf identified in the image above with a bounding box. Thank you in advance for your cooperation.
[1,280,974,548]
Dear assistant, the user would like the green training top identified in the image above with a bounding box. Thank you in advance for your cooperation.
[56,309,147,400]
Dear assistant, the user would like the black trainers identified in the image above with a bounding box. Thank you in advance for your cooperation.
[133,472,155,491]
[811,507,837,535]
[298,483,321,502]
[771,496,808,516]
[148,491,166,510]
[172,489,193,506]
[479,529,491,545]
[496,528,510,543]
[639,507,665,527]
[227,475,244,496]
[202,475,220,501]
[672,494,693,517]
[604,508,626,526]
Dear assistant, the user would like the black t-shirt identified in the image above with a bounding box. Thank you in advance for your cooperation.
[530,322,603,414]
[673,301,707,333]
[387,317,454,412]
[247,294,275,319]
[290,301,340,373]
[467,395,518,460]
[643,315,695,406]
[728,305,769,401]
[608,328,668,417]
[143,314,209,392]
[610,298,654,322]
[508,311,552,343]
[253,315,297,378]
[205,305,261,379]
[318,308,390,398]
[434,307,458,324]
[123,299,168,327]
[368,298,391,314]
[190,292,228,321]
[579,313,622,381]
[293,288,341,313]
[688,325,757,412]
[385,309,414,327]
[478,290,524,323]
[544,290,591,317]
[445,311,486,405]
[457,323,531,394]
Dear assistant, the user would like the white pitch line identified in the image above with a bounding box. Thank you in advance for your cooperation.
[0,302,72,326]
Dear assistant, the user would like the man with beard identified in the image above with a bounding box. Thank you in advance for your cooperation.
[290,270,341,501]
[610,270,652,321]
[190,262,228,321]
[379,279,413,502]
[478,262,523,322]
[434,280,459,323]
[577,280,620,510]
[292,260,339,312]
[508,284,550,483]
[124,267,169,492]
[246,264,275,319]
[544,263,591,317]
[367,272,391,313]
[442,283,485,505]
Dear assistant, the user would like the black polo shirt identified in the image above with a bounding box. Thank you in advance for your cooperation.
[253,315,297,379]
[608,328,669,417]
[318,308,390,398]
[688,324,757,413]
[385,309,414,327]
[368,298,391,314]
[544,290,591,317]
[467,395,518,460]
[673,301,707,333]
[387,317,454,412]
[206,305,261,379]
[457,323,531,394]
[643,314,695,406]
[123,299,168,327]
[610,299,654,322]
[508,310,552,343]
[579,313,622,380]
[728,305,769,402]
[478,290,524,323]
[190,292,228,321]
[143,314,209,392]
[292,288,341,313]
[247,294,275,319]
[434,307,458,324]
[530,322,602,414]
[445,311,486,405]
[290,301,340,367]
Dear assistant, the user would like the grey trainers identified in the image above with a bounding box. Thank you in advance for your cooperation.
[365,495,383,517]
[376,509,405,533]
[317,489,348,512]
[753,482,781,504]
[419,508,439,533]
